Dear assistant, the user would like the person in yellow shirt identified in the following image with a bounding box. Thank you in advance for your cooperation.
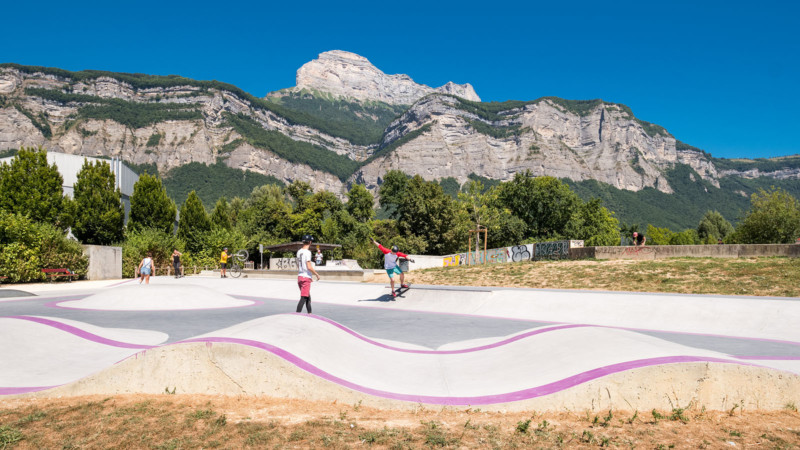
[220,247,229,278]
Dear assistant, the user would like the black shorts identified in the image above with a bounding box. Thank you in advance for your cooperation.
[220,263,227,269]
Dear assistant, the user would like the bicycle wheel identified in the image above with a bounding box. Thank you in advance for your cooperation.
[230,263,242,278]
[236,249,249,262]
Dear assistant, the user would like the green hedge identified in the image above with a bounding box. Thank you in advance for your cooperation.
[0,211,88,282]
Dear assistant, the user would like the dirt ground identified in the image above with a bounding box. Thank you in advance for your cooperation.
[1,395,799,448]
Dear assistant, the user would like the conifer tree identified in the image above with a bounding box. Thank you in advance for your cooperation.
[0,146,70,229]
[210,197,232,230]
[128,172,176,233]
[72,160,124,245]
[178,190,211,252]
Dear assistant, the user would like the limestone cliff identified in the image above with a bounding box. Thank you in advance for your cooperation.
[1,58,792,203]
[355,95,719,193]
[294,50,480,105]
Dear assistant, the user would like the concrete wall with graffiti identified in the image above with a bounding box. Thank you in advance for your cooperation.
[442,244,534,267]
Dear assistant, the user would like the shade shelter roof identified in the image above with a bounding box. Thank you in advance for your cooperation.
[263,242,342,253]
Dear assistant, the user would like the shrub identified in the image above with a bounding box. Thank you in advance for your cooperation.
[0,211,87,282]
[122,228,184,278]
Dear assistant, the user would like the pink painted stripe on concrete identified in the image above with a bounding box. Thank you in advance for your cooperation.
[296,313,588,354]
[0,386,57,395]
[177,337,760,405]
[237,294,800,348]
[6,316,154,349]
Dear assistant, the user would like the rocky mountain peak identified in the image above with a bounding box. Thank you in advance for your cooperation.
[294,50,480,105]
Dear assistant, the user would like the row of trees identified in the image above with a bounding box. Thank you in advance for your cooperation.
[3,147,800,282]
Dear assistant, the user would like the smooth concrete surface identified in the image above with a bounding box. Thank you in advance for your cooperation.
[1,276,798,410]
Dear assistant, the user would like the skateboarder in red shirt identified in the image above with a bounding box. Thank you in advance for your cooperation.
[371,237,412,297]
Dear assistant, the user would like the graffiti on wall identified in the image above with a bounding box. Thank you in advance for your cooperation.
[443,254,464,267]
[533,241,570,260]
[442,244,534,267]
[270,257,299,270]
[509,245,532,262]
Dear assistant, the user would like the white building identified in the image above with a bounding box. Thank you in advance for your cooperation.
[0,152,139,221]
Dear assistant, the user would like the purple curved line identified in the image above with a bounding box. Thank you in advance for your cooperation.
[236,294,800,348]
[0,386,57,395]
[176,337,761,405]
[44,298,263,311]
[6,316,154,349]
[294,313,588,354]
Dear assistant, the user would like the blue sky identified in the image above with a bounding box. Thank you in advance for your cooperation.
[3,0,797,159]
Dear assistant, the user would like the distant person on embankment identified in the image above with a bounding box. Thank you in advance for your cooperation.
[296,235,320,313]
[371,237,412,298]
[633,231,646,246]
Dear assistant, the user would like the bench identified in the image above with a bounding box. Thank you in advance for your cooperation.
[42,268,78,282]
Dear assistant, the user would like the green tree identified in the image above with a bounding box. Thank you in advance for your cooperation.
[290,191,344,240]
[229,196,246,228]
[237,185,293,246]
[458,180,500,253]
[177,190,211,252]
[210,197,232,230]
[71,160,125,245]
[378,170,410,219]
[346,184,374,222]
[0,146,71,229]
[669,229,699,245]
[697,210,734,243]
[646,224,674,245]
[128,172,176,233]
[496,172,582,239]
[286,180,313,213]
[570,198,620,246]
[729,188,800,244]
[397,176,461,255]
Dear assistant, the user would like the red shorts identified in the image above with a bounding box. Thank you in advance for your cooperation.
[297,276,312,297]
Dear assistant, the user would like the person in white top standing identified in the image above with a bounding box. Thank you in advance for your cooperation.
[138,252,154,285]
[296,235,321,313]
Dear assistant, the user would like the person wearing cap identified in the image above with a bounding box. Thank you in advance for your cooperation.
[633,231,646,246]
[371,237,411,297]
[220,247,230,278]
[296,235,320,313]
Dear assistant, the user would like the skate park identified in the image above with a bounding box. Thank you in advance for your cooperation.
[1,275,799,412]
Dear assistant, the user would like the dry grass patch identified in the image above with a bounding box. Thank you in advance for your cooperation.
[408,257,800,297]
[1,395,799,448]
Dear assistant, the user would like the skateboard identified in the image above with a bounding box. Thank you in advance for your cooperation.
[393,283,411,298]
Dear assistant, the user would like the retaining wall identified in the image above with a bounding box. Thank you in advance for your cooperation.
[572,244,800,260]
[82,245,123,280]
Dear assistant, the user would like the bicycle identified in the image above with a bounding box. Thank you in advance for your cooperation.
[229,249,249,278]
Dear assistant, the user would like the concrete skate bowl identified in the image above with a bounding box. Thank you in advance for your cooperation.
[6,314,799,411]
[0,289,35,298]
[46,284,259,311]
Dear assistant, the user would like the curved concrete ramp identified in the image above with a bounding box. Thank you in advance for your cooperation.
[14,314,800,410]
[50,284,258,311]
[0,316,158,394]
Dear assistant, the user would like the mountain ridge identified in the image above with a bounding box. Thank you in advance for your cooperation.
[1,55,799,230]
